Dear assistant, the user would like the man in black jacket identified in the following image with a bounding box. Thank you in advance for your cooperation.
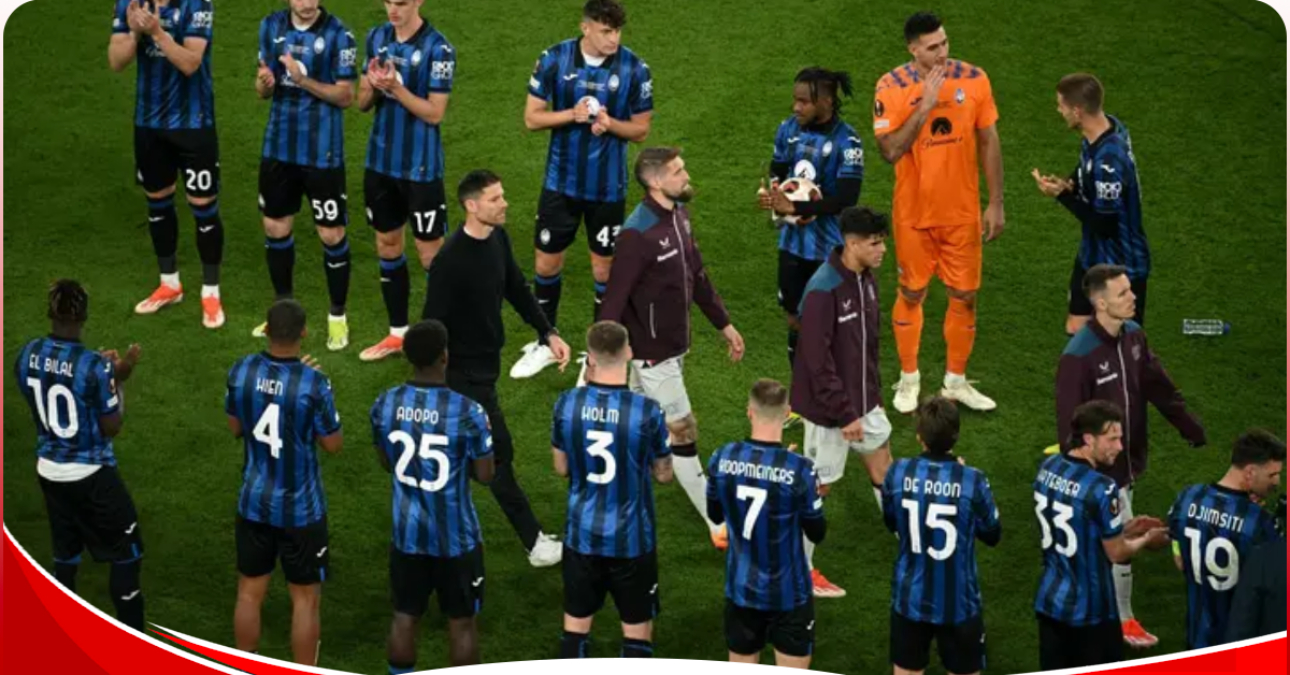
[1225,495,1287,642]
[423,169,571,567]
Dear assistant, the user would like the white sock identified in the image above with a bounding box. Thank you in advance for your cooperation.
[1114,563,1134,620]
[872,484,884,512]
[673,455,718,530]
[804,536,816,571]
[944,372,966,387]
[329,314,346,323]
[161,273,181,290]
[390,326,409,338]
[201,284,220,299]
[901,370,920,382]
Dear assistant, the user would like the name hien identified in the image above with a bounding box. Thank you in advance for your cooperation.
[396,407,441,424]
[1037,469,1081,497]
[718,460,795,485]
[1188,503,1244,532]
[28,355,74,377]
[581,406,619,424]
[256,378,284,397]
[902,476,962,498]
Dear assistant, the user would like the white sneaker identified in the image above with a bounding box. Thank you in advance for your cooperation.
[575,352,589,387]
[941,376,997,411]
[528,532,563,568]
[510,341,558,379]
[893,371,921,414]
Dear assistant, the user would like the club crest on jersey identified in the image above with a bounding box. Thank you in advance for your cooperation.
[822,141,833,156]
[411,49,423,66]
[793,160,817,182]
[608,74,620,91]
[314,36,326,54]
[955,87,965,104]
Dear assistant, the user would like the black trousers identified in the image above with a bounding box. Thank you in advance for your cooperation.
[447,365,543,551]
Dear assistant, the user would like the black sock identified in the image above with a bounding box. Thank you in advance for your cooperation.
[379,255,410,329]
[109,559,145,631]
[146,195,179,275]
[560,630,590,659]
[323,236,351,316]
[265,234,295,299]
[788,329,800,370]
[593,281,607,322]
[53,557,79,592]
[192,199,224,285]
[387,661,416,675]
[534,272,562,328]
[621,638,654,658]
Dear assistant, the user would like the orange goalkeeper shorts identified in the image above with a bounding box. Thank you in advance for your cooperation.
[893,221,983,292]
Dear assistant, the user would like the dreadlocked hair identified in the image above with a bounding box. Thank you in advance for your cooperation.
[48,279,89,324]
[795,67,855,115]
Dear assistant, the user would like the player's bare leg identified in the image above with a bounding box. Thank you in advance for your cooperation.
[233,574,270,654]
[513,249,566,378]
[774,650,812,669]
[413,237,444,272]
[1066,313,1090,336]
[560,613,593,658]
[892,285,927,414]
[589,251,613,321]
[287,582,322,666]
[136,184,186,316]
[668,415,725,548]
[782,314,804,427]
[620,620,653,657]
[894,665,924,675]
[387,611,420,672]
[729,650,761,665]
[316,225,350,351]
[940,287,995,411]
[446,617,481,666]
[863,445,894,512]
[189,193,225,329]
[362,229,410,361]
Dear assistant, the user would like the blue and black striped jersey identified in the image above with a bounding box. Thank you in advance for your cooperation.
[363,20,454,182]
[772,117,865,261]
[112,0,215,130]
[371,384,492,558]
[14,338,121,467]
[529,39,653,202]
[1074,116,1150,279]
[1032,454,1123,626]
[552,384,669,558]
[708,441,822,611]
[225,353,341,529]
[257,9,357,169]
[1168,483,1279,648]
[883,454,1000,625]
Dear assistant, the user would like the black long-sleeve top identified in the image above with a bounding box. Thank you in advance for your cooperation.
[422,225,553,375]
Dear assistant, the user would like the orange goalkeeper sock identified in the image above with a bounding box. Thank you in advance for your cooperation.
[892,294,924,374]
[945,296,977,375]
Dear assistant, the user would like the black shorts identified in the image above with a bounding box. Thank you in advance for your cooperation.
[534,189,625,257]
[562,547,660,625]
[779,250,824,316]
[1037,613,1123,671]
[235,515,329,585]
[134,126,220,198]
[363,169,447,240]
[39,467,143,564]
[890,609,986,675]
[724,598,815,658]
[1069,258,1148,324]
[390,544,485,619]
[259,159,348,228]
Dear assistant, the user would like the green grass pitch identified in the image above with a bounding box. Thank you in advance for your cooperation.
[3,1,1285,672]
